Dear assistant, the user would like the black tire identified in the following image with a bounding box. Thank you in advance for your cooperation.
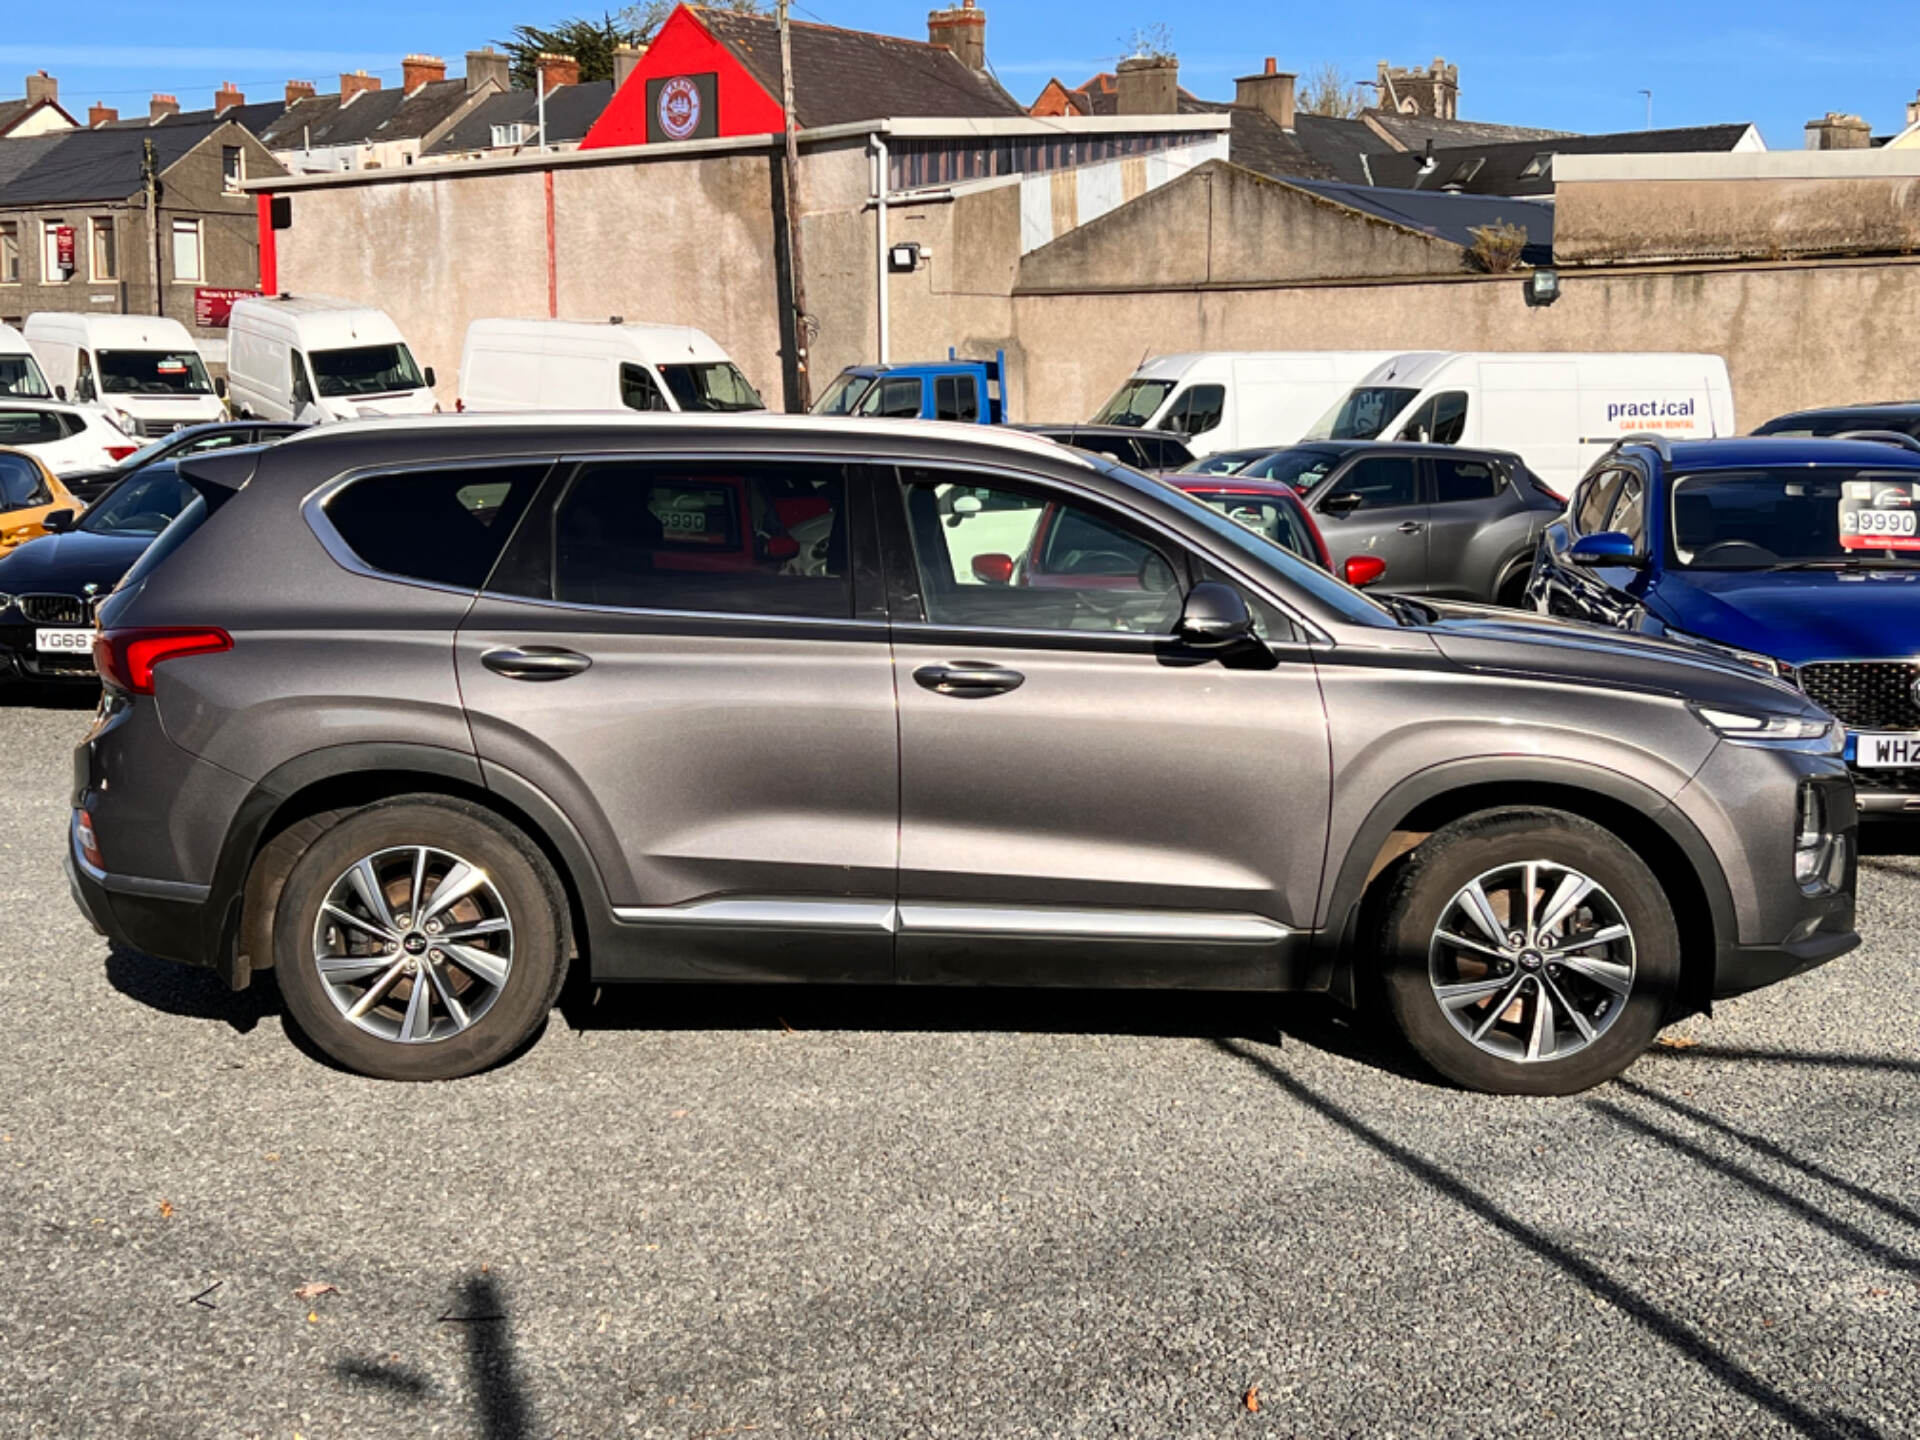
[272,796,567,1080]
[1493,561,1533,610]
[1376,807,1680,1096]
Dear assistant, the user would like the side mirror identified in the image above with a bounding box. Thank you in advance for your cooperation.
[1568,531,1643,568]
[760,534,800,562]
[1320,491,1363,516]
[971,552,1015,585]
[1177,580,1255,647]
[42,509,75,534]
[213,376,228,400]
[55,384,67,402]
[423,366,437,389]
[1344,554,1388,588]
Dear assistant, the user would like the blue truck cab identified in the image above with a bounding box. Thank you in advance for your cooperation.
[812,350,1006,424]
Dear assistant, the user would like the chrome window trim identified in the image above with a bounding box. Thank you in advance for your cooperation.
[612,896,1291,944]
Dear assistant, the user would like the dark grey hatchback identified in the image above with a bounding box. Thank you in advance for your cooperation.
[70,417,1858,1093]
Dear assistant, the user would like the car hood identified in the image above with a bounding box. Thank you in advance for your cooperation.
[325,393,437,421]
[0,528,152,595]
[1420,600,1819,716]
[1648,567,1920,666]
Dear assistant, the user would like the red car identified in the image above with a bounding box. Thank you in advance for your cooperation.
[1166,476,1385,587]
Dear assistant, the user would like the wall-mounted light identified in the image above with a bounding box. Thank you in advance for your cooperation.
[1524,267,1561,307]
[888,242,921,273]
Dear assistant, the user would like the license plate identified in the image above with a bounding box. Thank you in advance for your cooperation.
[1855,733,1920,768]
[35,628,92,654]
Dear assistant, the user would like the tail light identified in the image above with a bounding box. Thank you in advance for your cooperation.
[76,809,105,871]
[94,626,232,695]
[105,445,139,461]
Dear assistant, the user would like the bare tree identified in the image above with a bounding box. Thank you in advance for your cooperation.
[1299,61,1367,118]
[1118,23,1176,61]
[616,0,766,42]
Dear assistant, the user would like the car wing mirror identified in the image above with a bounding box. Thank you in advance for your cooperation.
[1344,554,1388,588]
[971,552,1015,585]
[42,508,75,534]
[1177,580,1255,647]
[1568,530,1643,568]
[1320,491,1364,516]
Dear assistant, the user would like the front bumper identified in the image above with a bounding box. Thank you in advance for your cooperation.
[0,624,97,682]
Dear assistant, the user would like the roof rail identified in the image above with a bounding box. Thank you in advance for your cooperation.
[1615,431,1674,460]
[1830,428,1920,454]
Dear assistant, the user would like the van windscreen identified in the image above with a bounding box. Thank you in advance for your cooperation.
[311,344,425,398]
[1307,386,1419,441]
[812,371,874,415]
[0,353,51,399]
[1091,379,1174,428]
[658,362,763,413]
[99,349,213,395]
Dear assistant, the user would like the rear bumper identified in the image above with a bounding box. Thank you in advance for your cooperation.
[66,812,215,970]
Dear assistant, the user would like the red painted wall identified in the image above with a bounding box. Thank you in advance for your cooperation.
[581,6,786,149]
[256,193,277,295]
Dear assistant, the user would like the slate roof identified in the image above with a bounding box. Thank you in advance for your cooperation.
[0,119,235,207]
[260,78,476,152]
[1286,178,1555,266]
[1040,73,1217,118]
[110,99,289,136]
[1367,112,1572,150]
[426,81,615,155]
[699,7,1025,127]
[1367,123,1757,196]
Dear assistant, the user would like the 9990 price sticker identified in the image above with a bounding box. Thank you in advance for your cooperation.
[1844,508,1919,538]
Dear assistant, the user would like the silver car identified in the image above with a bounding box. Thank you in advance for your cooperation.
[68,416,1857,1094]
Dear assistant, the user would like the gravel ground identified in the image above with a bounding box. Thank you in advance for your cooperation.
[2,693,1918,1439]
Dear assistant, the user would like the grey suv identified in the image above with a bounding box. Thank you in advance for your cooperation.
[68,417,1858,1094]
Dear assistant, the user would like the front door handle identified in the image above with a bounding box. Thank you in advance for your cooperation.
[913,662,1025,698]
[1397,521,1425,534]
[480,646,592,682]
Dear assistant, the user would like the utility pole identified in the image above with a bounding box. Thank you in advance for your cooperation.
[1639,89,1653,131]
[142,137,164,317]
[778,0,811,409]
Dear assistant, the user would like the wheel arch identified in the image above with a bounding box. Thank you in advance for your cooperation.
[1316,758,1733,1017]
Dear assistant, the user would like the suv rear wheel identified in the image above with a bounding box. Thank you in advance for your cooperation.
[1376,807,1680,1095]
[272,797,567,1080]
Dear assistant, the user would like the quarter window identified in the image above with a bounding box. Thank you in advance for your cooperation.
[323,464,545,590]
[1432,457,1502,504]
[934,374,979,423]
[526,461,850,618]
[900,470,1182,634]
[1326,456,1418,511]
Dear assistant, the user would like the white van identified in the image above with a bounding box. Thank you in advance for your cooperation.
[23,313,224,437]
[1088,352,1399,457]
[0,322,54,399]
[1307,351,1737,493]
[228,294,438,423]
[457,318,764,415]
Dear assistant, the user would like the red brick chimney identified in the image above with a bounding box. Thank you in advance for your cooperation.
[927,0,987,71]
[339,70,382,104]
[535,53,580,91]
[25,71,57,106]
[214,81,245,114]
[150,93,180,122]
[402,54,446,94]
[88,102,118,128]
[285,79,316,105]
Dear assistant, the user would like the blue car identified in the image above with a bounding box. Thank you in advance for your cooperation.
[1531,435,1920,815]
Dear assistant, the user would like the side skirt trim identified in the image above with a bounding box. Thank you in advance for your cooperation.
[612,897,1292,944]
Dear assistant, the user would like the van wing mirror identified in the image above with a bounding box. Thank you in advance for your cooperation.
[423,366,437,389]
[213,375,228,400]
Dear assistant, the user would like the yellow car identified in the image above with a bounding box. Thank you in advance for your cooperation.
[0,447,79,554]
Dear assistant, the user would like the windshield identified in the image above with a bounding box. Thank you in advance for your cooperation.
[1240,448,1345,490]
[79,467,194,536]
[812,371,874,415]
[1183,489,1322,564]
[310,343,425,397]
[1670,466,1920,569]
[659,362,762,413]
[1307,386,1419,441]
[98,348,213,396]
[1178,451,1261,476]
[1091,378,1173,428]
[0,353,51,398]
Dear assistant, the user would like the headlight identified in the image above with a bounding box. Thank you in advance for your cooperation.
[1692,703,1836,745]
[0,593,12,611]
[1666,628,1794,682]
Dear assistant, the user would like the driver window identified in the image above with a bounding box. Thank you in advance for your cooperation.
[1398,391,1468,445]
[290,350,314,408]
[619,363,667,412]
[1326,456,1418,511]
[1159,384,1224,438]
[900,469,1182,634]
[75,350,95,402]
[1575,469,1626,534]
[860,376,925,419]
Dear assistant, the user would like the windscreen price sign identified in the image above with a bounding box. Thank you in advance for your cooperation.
[1840,476,1920,551]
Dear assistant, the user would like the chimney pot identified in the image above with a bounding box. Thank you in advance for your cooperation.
[1234,64,1296,130]
[465,47,510,95]
[1116,54,1179,116]
[339,70,382,104]
[535,52,580,90]
[1264,57,1276,76]
[87,102,117,128]
[402,53,446,94]
[150,93,180,122]
[214,81,244,114]
[926,3,988,71]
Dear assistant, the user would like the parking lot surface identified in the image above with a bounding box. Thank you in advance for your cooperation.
[4,694,1919,1439]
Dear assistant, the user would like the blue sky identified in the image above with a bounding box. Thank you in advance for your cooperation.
[6,0,1916,145]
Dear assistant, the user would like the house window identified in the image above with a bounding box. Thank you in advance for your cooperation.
[491,123,530,148]
[222,145,243,194]
[1519,152,1553,181]
[1445,156,1486,185]
[42,221,70,282]
[0,224,17,284]
[90,218,116,281]
[170,218,202,281]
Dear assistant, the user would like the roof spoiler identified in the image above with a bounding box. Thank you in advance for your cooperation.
[175,448,262,513]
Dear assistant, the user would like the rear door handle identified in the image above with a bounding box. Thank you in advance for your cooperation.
[1397,521,1425,534]
[480,646,592,681]
[913,662,1025,698]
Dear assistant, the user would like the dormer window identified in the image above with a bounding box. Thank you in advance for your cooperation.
[1519,152,1553,180]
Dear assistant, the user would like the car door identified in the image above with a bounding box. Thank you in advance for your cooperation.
[1310,453,1429,591]
[879,460,1329,988]
[1424,452,1526,601]
[455,453,901,983]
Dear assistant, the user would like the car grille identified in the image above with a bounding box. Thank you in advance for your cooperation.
[1800,661,1920,732]
[17,594,88,626]
[1854,767,1920,794]
[136,419,186,438]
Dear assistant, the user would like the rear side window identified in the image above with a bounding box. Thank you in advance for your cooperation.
[934,375,979,423]
[0,407,74,444]
[1432,457,1502,503]
[324,464,545,590]
[0,453,51,508]
[518,460,850,618]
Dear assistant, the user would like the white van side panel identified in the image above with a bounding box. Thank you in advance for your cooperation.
[1122,351,1400,456]
[1476,360,1582,485]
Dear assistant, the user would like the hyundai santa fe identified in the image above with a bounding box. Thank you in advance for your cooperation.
[68,416,1858,1094]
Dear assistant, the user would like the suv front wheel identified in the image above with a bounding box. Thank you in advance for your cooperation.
[1376,807,1681,1095]
[272,797,568,1080]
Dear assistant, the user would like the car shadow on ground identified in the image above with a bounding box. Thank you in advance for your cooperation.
[104,943,280,1033]
[1859,822,1920,859]
[4,681,96,710]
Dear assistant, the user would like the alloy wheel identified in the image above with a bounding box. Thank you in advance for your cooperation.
[1427,860,1636,1064]
[311,845,514,1044]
